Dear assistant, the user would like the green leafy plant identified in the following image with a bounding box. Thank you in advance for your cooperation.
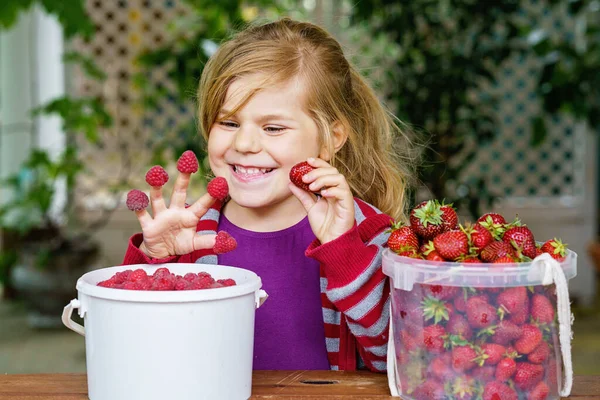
[350,0,599,218]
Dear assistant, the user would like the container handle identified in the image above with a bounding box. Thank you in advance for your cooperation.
[62,299,85,336]
[532,253,573,397]
[386,303,401,397]
[255,289,268,309]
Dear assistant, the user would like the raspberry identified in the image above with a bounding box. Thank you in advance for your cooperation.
[122,281,138,290]
[113,270,132,284]
[176,150,199,174]
[183,272,197,282]
[213,231,237,254]
[129,269,148,281]
[126,189,149,211]
[207,177,229,200]
[145,165,169,187]
[98,279,118,288]
[153,267,171,279]
[217,278,236,287]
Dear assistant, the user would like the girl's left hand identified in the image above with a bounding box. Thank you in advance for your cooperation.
[289,157,355,244]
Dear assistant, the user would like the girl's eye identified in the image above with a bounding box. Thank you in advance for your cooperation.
[219,121,238,128]
[264,126,286,133]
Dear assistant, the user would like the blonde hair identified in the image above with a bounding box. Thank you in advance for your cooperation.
[198,18,420,222]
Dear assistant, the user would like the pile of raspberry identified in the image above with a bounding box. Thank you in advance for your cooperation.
[97,267,236,291]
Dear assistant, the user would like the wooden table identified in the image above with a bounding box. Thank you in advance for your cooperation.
[0,372,598,399]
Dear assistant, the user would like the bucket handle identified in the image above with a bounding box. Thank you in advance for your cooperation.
[256,289,268,308]
[62,299,85,336]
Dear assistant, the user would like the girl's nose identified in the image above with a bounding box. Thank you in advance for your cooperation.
[233,125,261,153]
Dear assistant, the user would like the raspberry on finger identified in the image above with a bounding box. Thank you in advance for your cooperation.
[177,150,199,174]
[213,231,237,254]
[145,165,169,187]
[126,189,149,211]
[207,177,229,200]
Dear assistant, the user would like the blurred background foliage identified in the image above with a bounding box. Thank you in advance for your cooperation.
[1,0,599,217]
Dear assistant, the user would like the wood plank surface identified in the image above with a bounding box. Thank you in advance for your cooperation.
[0,372,598,399]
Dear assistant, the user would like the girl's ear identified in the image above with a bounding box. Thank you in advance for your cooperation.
[319,121,348,161]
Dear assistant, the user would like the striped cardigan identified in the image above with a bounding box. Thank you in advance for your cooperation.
[122,197,392,372]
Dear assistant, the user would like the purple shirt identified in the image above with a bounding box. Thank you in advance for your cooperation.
[218,214,330,370]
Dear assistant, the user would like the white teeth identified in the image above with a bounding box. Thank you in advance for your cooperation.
[235,165,272,175]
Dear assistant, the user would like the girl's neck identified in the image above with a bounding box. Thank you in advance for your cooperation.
[222,196,307,232]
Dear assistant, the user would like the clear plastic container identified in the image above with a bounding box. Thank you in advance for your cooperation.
[382,249,577,400]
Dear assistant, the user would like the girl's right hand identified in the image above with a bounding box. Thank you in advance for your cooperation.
[133,171,218,259]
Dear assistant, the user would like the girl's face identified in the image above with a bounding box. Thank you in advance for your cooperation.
[207,74,321,211]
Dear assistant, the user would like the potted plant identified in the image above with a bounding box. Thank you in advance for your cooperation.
[0,147,101,327]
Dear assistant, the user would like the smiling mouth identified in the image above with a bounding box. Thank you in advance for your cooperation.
[231,165,275,175]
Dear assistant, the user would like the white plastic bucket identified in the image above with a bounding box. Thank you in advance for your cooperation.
[62,263,268,400]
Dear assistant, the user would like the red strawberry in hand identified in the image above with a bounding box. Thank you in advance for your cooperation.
[289,161,315,192]
[213,231,237,254]
[387,222,420,253]
[433,229,470,261]
[541,238,567,261]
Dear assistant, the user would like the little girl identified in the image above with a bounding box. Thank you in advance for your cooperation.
[122,18,417,372]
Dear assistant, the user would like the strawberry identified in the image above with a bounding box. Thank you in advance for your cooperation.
[422,284,459,300]
[176,150,199,173]
[428,353,454,380]
[440,202,459,231]
[396,248,422,258]
[145,165,169,187]
[478,343,506,366]
[515,325,543,355]
[509,294,531,325]
[530,294,555,324]
[433,229,470,261]
[213,231,237,254]
[483,381,518,400]
[450,377,476,400]
[446,314,473,340]
[488,320,523,345]
[421,240,445,261]
[421,296,451,324]
[480,241,516,262]
[541,238,567,261]
[503,225,537,259]
[478,212,507,240]
[464,223,494,254]
[423,324,446,354]
[289,161,314,192]
[471,365,496,383]
[528,381,550,400]
[495,357,517,381]
[126,189,149,211]
[453,291,469,312]
[493,255,516,264]
[206,176,229,200]
[387,222,420,253]
[528,341,550,364]
[410,200,446,240]
[460,255,482,264]
[400,330,420,352]
[466,297,498,329]
[496,287,528,315]
[514,362,545,390]
[413,381,445,400]
[452,345,478,372]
